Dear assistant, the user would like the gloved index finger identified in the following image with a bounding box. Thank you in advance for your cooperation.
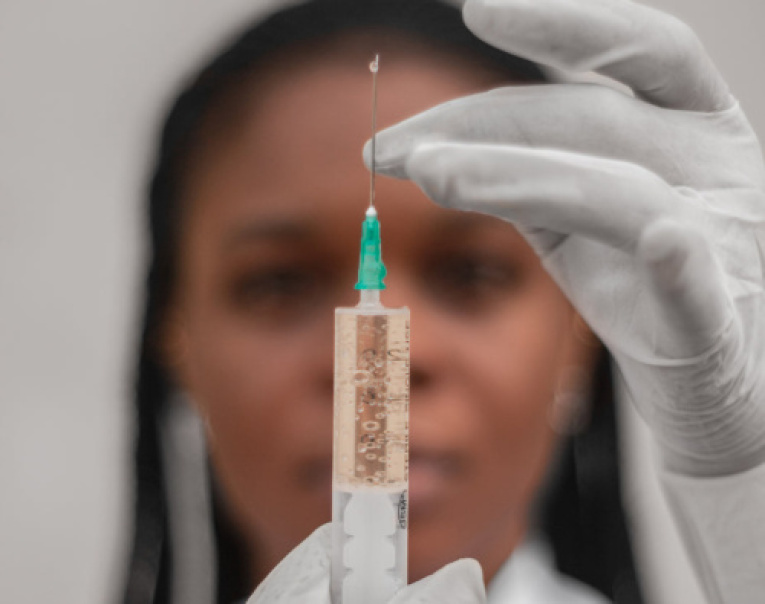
[462,0,732,113]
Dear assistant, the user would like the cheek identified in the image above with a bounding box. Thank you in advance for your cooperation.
[180,311,335,535]
[472,286,569,409]
[186,321,329,426]
[462,280,572,482]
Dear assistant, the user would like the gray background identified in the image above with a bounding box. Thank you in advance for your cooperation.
[1,1,762,602]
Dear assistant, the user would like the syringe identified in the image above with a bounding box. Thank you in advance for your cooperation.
[331,56,410,604]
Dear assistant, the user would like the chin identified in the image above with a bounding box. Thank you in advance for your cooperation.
[406,512,469,582]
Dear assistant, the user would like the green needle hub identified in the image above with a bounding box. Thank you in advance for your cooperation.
[355,208,387,290]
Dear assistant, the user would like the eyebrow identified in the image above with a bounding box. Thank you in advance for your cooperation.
[222,208,506,251]
[223,217,316,251]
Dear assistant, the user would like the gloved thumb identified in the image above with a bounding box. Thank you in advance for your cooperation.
[637,219,736,360]
[388,558,487,604]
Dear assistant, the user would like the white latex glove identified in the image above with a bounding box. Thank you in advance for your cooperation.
[247,524,487,604]
[365,0,765,479]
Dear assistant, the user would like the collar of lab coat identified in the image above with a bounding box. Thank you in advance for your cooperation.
[487,536,611,604]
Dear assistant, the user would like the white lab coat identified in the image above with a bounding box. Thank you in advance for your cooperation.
[485,463,765,604]
[487,538,609,603]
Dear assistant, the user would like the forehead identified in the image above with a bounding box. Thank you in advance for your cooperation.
[180,32,513,241]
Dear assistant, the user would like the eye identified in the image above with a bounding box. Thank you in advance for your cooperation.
[424,252,523,311]
[228,265,325,317]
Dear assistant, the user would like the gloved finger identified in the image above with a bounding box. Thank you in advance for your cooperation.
[364,83,730,186]
[405,141,680,254]
[247,524,332,604]
[462,0,732,112]
[637,219,738,359]
[388,558,487,604]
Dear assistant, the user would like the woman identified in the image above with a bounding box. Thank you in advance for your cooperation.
[123,1,765,603]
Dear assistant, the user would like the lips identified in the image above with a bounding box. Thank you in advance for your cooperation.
[408,450,467,512]
[298,449,468,512]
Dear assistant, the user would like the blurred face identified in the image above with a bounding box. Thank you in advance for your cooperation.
[165,36,594,585]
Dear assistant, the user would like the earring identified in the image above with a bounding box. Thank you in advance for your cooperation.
[549,366,592,435]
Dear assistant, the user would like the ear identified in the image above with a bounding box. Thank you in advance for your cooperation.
[156,306,192,389]
[550,307,602,434]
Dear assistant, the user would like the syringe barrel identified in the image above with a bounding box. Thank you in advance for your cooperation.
[331,295,410,604]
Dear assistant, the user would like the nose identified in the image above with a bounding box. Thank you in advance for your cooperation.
[382,280,450,396]
[409,305,451,395]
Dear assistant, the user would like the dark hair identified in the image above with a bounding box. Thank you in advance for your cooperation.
[123,1,643,602]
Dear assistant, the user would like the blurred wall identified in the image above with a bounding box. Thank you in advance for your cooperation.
[0,1,762,603]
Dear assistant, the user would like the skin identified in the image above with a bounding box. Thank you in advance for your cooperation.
[164,34,596,587]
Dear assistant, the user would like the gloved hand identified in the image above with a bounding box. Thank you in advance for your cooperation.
[247,524,487,603]
[366,0,765,479]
